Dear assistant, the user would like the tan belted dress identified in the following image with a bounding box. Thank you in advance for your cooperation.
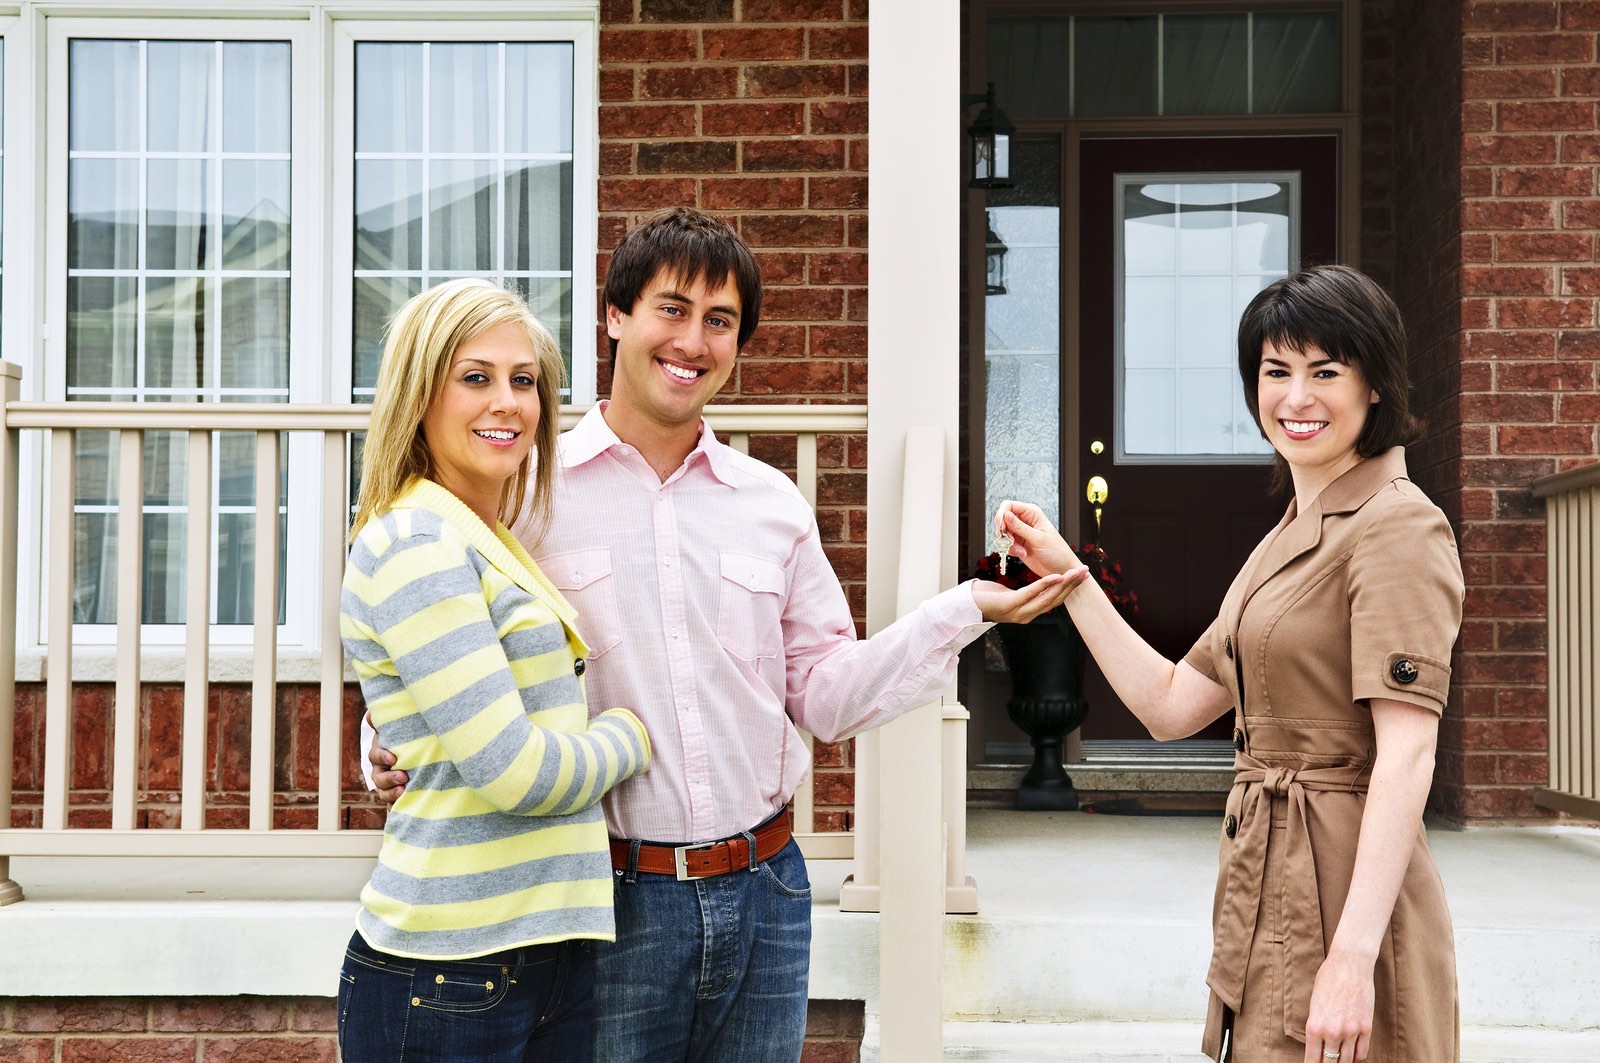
[1182,448,1463,1062]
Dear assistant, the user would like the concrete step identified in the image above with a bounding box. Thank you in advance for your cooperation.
[859,1020,1600,1062]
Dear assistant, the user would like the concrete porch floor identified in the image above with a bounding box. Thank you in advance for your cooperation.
[811,810,1600,1062]
[5,810,1598,1060]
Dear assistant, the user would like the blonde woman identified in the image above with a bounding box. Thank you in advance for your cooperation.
[338,279,651,1063]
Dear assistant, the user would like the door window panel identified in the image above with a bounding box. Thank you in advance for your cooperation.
[352,41,575,400]
[66,37,292,625]
[1116,175,1296,462]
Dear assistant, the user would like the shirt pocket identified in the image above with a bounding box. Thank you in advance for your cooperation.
[716,551,786,662]
[542,547,623,659]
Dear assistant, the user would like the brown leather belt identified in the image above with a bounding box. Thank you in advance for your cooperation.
[609,810,793,881]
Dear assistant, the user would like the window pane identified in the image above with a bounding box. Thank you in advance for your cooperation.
[1254,13,1340,114]
[506,43,574,153]
[353,276,422,394]
[223,42,291,152]
[146,159,213,271]
[987,18,1070,121]
[68,38,292,626]
[144,276,211,390]
[1118,176,1293,458]
[505,160,572,272]
[222,160,292,270]
[147,41,216,153]
[69,40,141,151]
[1164,15,1248,116]
[353,39,577,399]
[1075,17,1157,117]
[355,160,424,271]
[219,278,290,392]
[429,160,495,272]
[355,43,424,153]
[69,159,140,270]
[430,44,497,154]
[66,277,138,390]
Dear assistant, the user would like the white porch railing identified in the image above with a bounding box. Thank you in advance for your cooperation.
[1532,461,1600,820]
[0,363,973,931]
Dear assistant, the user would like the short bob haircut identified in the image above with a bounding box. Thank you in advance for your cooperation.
[1237,263,1422,468]
[350,279,566,542]
[602,206,763,360]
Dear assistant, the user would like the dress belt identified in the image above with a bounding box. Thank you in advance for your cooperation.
[1207,755,1371,1043]
[609,809,793,881]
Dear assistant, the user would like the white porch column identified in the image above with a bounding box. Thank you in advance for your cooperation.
[866,1,960,1059]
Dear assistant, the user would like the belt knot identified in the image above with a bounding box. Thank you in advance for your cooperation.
[1260,765,1299,796]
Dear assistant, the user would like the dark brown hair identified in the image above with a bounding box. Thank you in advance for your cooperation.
[1237,263,1422,482]
[603,207,763,361]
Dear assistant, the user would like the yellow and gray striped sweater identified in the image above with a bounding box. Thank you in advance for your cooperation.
[341,479,650,960]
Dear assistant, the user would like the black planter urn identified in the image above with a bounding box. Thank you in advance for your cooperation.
[993,609,1089,811]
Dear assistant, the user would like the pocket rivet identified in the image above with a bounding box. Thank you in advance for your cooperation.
[435,974,445,984]
[411,997,421,1006]
[485,981,494,991]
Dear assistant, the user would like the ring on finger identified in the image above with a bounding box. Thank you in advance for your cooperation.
[1322,1051,1340,1060]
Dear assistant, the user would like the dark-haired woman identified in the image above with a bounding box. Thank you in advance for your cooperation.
[998,263,1463,1063]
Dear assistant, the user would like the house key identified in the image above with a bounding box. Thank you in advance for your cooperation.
[994,533,1014,576]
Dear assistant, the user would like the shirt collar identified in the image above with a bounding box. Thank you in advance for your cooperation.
[1315,445,1410,515]
[560,401,740,488]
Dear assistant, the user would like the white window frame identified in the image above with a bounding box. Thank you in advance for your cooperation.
[5,3,599,677]
[330,17,598,407]
[38,15,322,654]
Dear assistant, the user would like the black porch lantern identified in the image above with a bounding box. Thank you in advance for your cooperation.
[984,211,1008,296]
[966,82,1015,190]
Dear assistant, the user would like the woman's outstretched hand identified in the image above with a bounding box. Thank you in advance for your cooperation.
[993,501,1084,581]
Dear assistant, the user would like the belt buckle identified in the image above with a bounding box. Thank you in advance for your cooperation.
[672,841,718,881]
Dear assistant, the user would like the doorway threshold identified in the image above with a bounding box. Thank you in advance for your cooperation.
[971,739,1233,810]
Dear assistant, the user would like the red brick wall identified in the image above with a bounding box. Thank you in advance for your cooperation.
[1388,0,1600,821]
[6,683,384,831]
[597,0,869,831]
[0,998,863,1061]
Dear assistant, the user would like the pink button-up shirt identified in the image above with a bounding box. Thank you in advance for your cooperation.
[514,405,990,844]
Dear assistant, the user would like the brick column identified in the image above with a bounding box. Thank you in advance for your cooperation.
[597,0,869,831]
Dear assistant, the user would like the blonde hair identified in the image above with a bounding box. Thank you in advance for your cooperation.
[350,279,566,542]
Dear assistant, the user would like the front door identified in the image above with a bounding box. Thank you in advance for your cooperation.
[1075,135,1339,743]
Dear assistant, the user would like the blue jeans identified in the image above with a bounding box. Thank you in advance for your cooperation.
[593,836,812,1063]
[337,931,595,1063]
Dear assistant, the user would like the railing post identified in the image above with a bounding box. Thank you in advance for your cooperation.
[0,362,24,904]
[873,426,947,1063]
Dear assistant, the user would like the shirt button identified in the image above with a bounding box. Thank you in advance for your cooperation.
[671,629,680,638]
[1223,814,1238,839]
[573,658,586,676]
[662,556,673,566]
[1391,658,1419,684]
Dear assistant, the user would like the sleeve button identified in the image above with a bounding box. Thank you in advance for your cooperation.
[1391,658,1418,684]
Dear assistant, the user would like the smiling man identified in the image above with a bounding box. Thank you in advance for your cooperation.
[369,207,1078,1062]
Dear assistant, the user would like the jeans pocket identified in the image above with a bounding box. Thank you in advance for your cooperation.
[760,847,812,900]
[336,968,357,1044]
[413,961,513,1014]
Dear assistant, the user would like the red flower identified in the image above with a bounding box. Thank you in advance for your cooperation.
[973,541,1139,615]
